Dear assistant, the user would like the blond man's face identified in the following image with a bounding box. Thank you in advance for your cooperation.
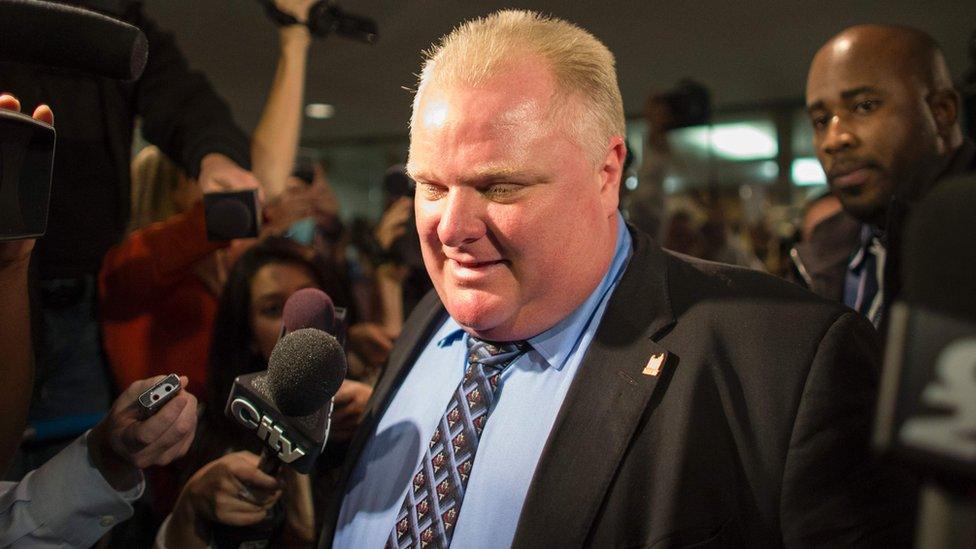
[407,58,623,341]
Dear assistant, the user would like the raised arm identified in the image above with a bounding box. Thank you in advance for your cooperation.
[250,0,317,199]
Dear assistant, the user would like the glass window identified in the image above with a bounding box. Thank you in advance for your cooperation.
[317,141,408,220]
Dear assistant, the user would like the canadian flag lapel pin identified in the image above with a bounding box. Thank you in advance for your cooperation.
[642,351,668,377]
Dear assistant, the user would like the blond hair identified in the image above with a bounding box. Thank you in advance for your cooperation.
[128,145,186,233]
[412,9,625,163]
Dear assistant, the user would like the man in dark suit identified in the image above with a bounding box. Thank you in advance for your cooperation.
[320,10,914,548]
[805,25,975,327]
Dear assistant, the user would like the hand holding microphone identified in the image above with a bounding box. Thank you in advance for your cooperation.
[200,154,263,241]
[178,451,283,528]
[212,289,347,547]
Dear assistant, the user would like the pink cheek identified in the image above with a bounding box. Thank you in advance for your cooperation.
[416,214,443,243]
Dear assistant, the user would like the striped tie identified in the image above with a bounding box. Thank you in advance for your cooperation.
[387,337,529,549]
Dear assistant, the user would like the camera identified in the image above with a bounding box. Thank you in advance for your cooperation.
[0,109,55,241]
[260,0,378,44]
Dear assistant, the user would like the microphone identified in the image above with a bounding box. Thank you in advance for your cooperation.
[282,286,349,347]
[267,328,345,417]
[873,173,976,548]
[217,327,345,548]
[283,287,335,335]
[225,327,347,475]
[203,190,260,241]
[0,0,149,81]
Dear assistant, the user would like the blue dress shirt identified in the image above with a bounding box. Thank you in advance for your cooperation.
[334,214,632,548]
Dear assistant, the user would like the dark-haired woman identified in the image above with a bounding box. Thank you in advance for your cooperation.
[156,237,371,547]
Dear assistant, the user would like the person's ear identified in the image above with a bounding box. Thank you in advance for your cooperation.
[928,88,960,138]
[598,135,626,216]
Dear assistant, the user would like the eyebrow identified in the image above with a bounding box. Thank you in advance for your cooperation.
[807,86,884,113]
[462,167,548,186]
[254,293,285,304]
[840,86,883,100]
[412,167,549,186]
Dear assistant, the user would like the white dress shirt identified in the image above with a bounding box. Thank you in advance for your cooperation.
[0,431,143,548]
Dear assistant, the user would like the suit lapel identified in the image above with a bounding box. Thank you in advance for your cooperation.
[320,290,446,546]
[513,230,677,548]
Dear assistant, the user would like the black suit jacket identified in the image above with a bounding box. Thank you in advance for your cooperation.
[319,228,914,548]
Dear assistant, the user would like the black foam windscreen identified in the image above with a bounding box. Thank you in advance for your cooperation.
[0,0,148,81]
[203,190,259,241]
[267,328,346,417]
[902,174,976,322]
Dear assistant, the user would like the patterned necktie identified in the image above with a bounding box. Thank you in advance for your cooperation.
[387,337,529,549]
[845,236,884,327]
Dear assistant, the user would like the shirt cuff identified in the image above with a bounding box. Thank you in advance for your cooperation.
[153,514,173,549]
[24,431,144,546]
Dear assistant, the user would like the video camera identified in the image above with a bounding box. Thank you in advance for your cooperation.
[259,0,378,44]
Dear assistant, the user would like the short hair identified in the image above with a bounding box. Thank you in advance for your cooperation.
[412,9,625,164]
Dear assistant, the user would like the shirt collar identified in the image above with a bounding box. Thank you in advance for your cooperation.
[437,327,465,348]
[436,213,633,371]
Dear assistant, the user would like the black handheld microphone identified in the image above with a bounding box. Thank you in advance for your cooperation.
[873,174,976,547]
[203,190,261,241]
[0,0,149,81]
[217,327,345,548]
[225,327,347,476]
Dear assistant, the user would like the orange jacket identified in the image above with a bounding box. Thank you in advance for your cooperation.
[98,202,226,397]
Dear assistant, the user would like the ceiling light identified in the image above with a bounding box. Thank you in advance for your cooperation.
[305,103,335,119]
[709,123,778,160]
[675,122,778,161]
[791,157,827,186]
